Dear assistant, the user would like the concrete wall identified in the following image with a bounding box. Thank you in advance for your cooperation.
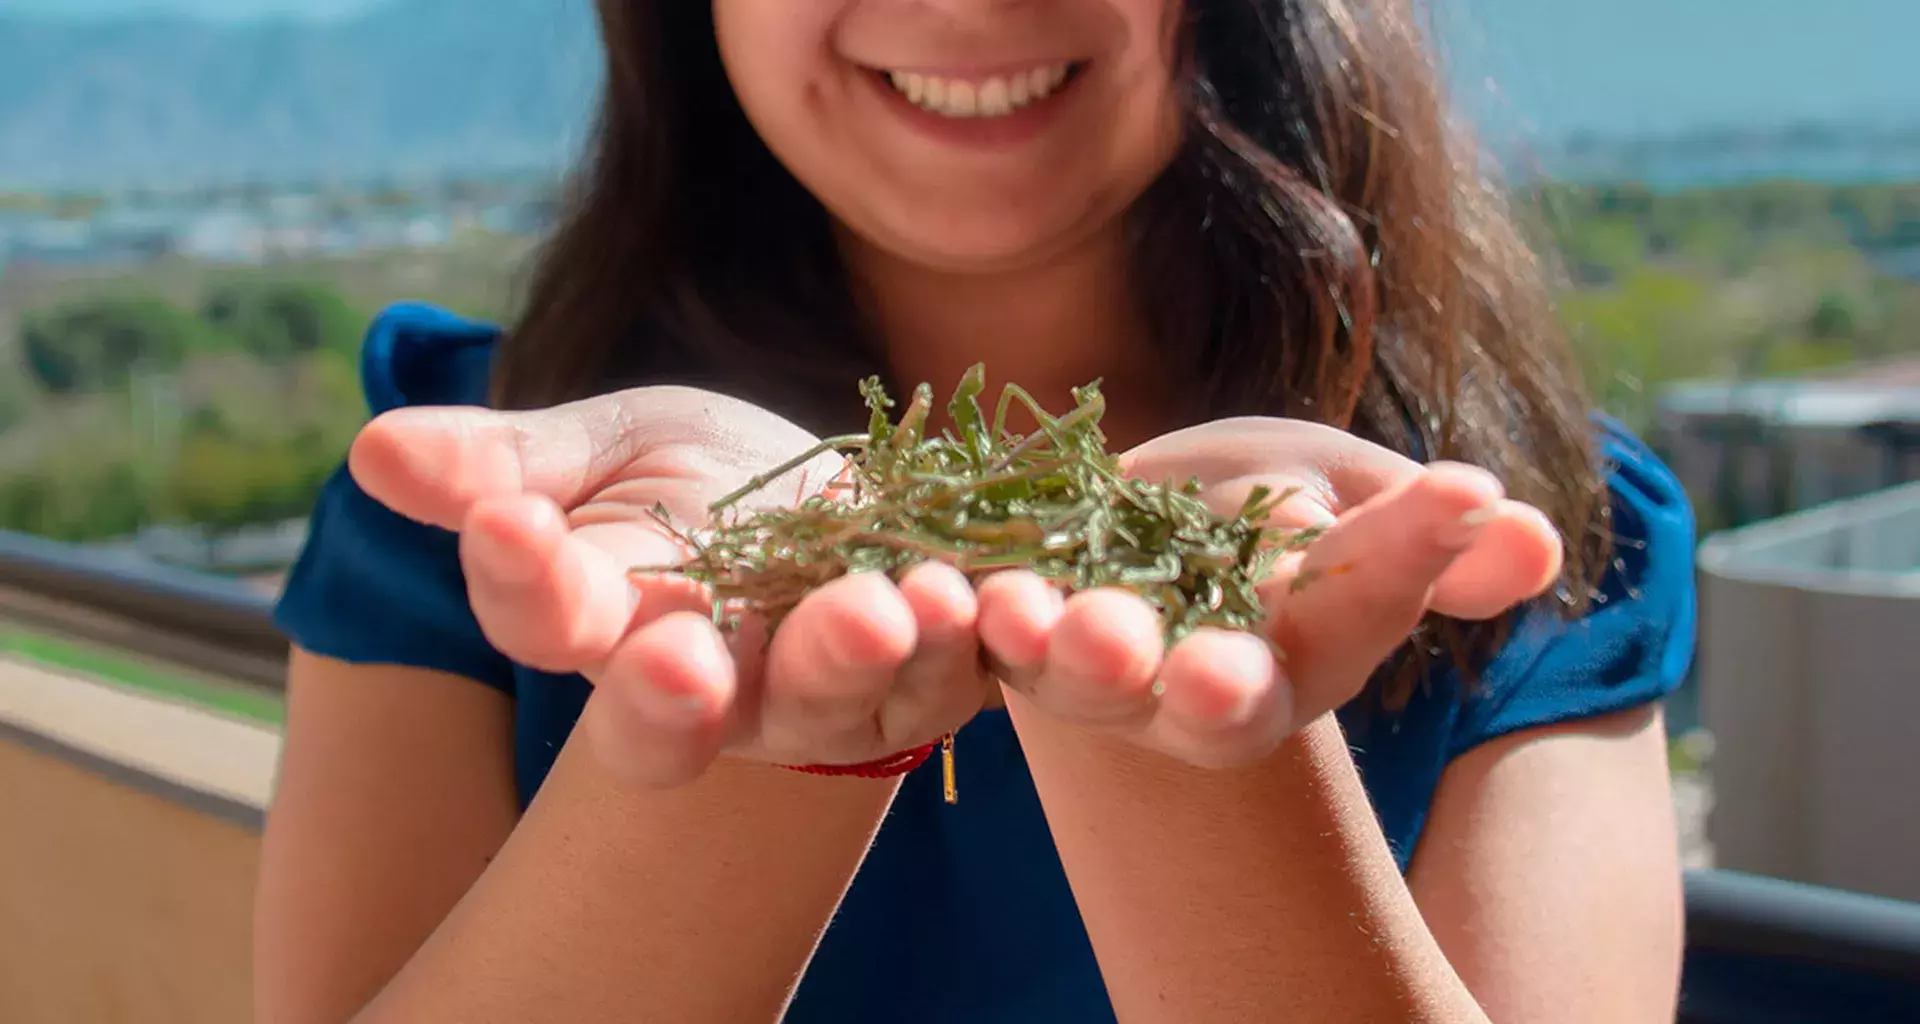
[1697,482,1920,903]
[0,732,259,1024]
[0,659,277,1024]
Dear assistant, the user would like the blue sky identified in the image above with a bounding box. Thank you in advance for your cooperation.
[1443,0,1917,136]
[1,0,1914,137]
[0,0,378,17]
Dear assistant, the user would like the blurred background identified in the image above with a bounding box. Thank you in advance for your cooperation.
[0,1,1915,1021]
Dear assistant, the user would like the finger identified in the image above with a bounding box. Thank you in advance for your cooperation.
[1145,628,1292,769]
[459,490,719,675]
[580,610,733,788]
[1265,462,1504,720]
[1005,588,1165,728]
[459,494,645,674]
[351,402,642,531]
[1119,417,1424,517]
[1430,499,1564,620]
[580,519,715,632]
[875,562,989,745]
[975,570,1066,680]
[758,571,920,763]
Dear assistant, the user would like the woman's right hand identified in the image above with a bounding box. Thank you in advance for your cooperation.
[346,386,1001,788]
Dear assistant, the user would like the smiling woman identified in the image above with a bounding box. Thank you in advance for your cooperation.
[254,2,1695,1023]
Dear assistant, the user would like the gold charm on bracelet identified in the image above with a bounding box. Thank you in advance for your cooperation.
[941,732,958,805]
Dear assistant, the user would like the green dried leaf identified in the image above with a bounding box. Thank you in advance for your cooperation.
[634,365,1325,648]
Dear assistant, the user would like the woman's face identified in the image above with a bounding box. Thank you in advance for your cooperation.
[713,0,1185,274]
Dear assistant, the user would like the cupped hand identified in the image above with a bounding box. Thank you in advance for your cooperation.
[974,416,1566,769]
[347,388,1008,787]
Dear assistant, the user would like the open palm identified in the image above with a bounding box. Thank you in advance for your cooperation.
[349,391,1563,784]
[972,416,1564,768]
[348,387,1002,786]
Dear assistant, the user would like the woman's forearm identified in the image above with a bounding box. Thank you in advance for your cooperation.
[355,701,897,1024]
[1005,695,1487,1024]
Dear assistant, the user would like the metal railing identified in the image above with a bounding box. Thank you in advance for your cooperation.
[3,527,1920,1021]
[1686,870,1920,979]
[1680,870,1920,1023]
[0,528,286,690]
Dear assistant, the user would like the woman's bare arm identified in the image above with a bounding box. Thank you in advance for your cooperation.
[1005,697,1681,1023]
[254,648,897,1024]
[253,654,521,1022]
[1407,705,1684,1022]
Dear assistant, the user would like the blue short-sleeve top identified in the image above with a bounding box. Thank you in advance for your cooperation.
[274,303,1699,1024]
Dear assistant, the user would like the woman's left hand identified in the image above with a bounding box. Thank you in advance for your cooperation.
[974,416,1566,769]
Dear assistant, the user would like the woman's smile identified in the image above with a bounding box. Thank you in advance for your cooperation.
[858,59,1093,149]
[713,0,1174,268]
[879,62,1078,117]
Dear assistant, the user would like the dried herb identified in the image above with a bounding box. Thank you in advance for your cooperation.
[632,365,1323,649]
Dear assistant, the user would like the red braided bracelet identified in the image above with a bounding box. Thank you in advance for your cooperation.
[780,733,960,804]
[779,742,936,779]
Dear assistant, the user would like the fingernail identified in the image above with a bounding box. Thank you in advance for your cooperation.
[1438,505,1498,550]
[1219,635,1277,725]
[472,532,540,584]
[1433,462,1507,503]
[630,683,712,726]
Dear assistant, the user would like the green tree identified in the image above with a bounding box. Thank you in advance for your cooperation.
[1757,336,1856,377]
[0,472,54,536]
[0,364,31,433]
[1668,216,1753,273]
[0,445,155,542]
[167,435,263,533]
[1559,269,1723,431]
[1807,291,1863,341]
[200,279,366,364]
[21,296,218,394]
[1557,214,1650,284]
[166,433,327,534]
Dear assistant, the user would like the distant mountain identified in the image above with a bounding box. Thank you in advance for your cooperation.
[0,0,377,20]
[0,0,1913,189]
[0,0,601,188]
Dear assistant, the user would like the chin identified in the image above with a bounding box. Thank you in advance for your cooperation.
[894,234,1065,274]
[855,206,1118,276]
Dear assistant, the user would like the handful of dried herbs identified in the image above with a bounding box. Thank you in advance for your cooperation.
[633,365,1324,648]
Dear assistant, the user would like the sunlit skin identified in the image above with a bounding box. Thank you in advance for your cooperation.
[349,397,1561,783]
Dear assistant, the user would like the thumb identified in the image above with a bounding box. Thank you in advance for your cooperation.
[348,399,642,531]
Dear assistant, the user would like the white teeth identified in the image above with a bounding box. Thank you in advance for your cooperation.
[884,63,1075,119]
[978,77,1010,117]
[948,80,978,117]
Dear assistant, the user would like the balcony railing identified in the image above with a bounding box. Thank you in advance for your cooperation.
[1695,481,1920,908]
[4,526,1920,1022]
[0,528,287,690]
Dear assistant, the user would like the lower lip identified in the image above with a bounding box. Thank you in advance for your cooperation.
[862,68,1086,150]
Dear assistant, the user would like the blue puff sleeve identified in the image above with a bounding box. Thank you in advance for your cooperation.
[272,302,518,694]
[1448,417,1699,756]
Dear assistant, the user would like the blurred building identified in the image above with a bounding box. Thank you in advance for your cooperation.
[1655,357,1920,529]
[0,183,557,273]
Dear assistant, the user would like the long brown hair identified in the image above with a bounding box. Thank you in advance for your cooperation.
[492,0,1610,706]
